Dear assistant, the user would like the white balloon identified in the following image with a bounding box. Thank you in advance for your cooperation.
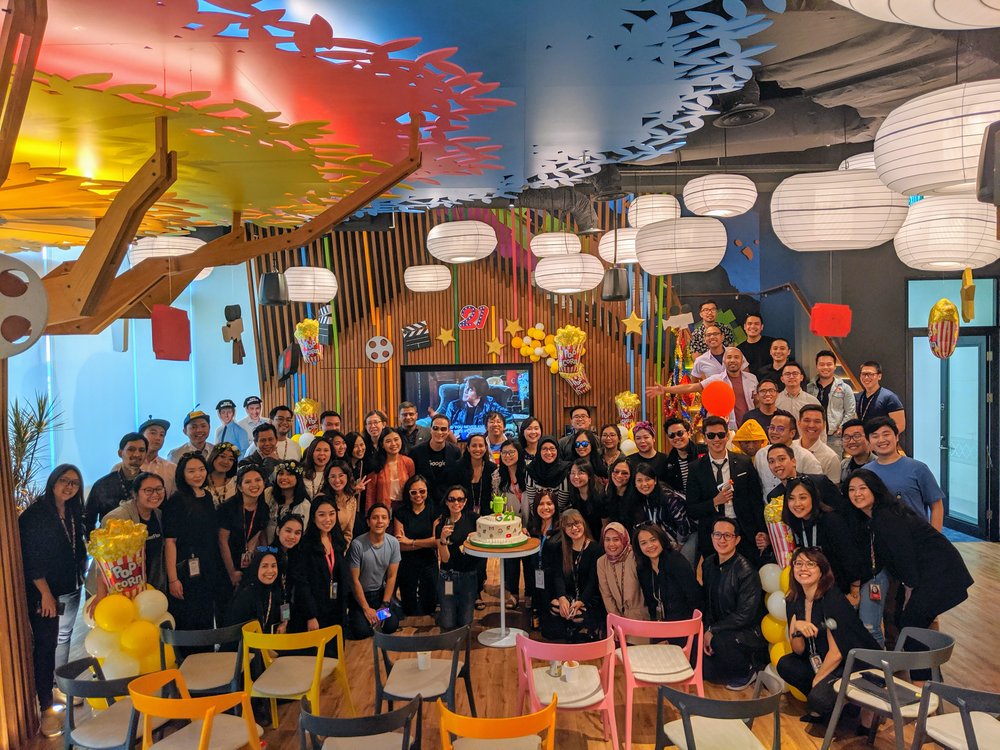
[101,649,141,680]
[535,323,544,331]
[133,589,169,622]
[155,612,176,630]
[620,439,638,456]
[759,563,782,594]
[546,357,555,366]
[299,432,315,450]
[767,591,788,622]
[84,627,121,659]
[533,347,544,356]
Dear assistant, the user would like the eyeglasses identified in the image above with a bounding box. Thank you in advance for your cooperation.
[57,477,81,488]
[711,532,736,541]
[667,431,687,439]
[574,441,590,448]
[705,431,728,440]
[139,487,166,496]
[446,495,466,502]
[756,388,777,395]
[409,488,427,496]
[792,560,819,570]
[431,426,450,432]
[611,469,630,476]
[842,434,865,443]
[273,416,292,423]
[768,425,788,433]
[500,450,518,457]
[859,371,879,378]
[564,521,584,529]
[256,546,278,554]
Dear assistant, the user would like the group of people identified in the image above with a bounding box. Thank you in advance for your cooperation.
[19,302,976,737]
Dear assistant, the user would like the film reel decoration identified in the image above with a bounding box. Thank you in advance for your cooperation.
[366,335,394,363]
[0,254,48,359]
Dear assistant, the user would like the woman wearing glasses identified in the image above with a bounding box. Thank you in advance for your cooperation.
[777,547,879,723]
[393,475,438,617]
[435,485,479,629]
[299,497,351,633]
[225,547,287,633]
[633,523,703,622]
[218,465,270,590]
[541,509,604,641]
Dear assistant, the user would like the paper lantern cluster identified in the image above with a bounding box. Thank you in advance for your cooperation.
[533,254,604,294]
[510,323,559,374]
[404,265,451,292]
[682,174,757,217]
[426,220,497,263]
[635,217,728,274]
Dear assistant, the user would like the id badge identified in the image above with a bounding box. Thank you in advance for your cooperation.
[280,603,291,622]
[534,569,545,589]
[809,652,823,673]
[240,550,252,569]
[329,581,338,599]
[868,583,882,602]
[188,556,201,577]
[444,579,454,597]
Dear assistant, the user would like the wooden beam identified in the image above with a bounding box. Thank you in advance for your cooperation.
[0,0,47,187]
[42,117,176,322]
[47,118,423,334]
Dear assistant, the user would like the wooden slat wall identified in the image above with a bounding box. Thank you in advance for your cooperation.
[249,205,664,434]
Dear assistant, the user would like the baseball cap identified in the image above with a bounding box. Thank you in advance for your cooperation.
[138,417,170,433]
[243,396,262,408]
[183,410,211,428]
[216,399,237,411]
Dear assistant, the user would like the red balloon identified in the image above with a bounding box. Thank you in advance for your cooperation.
[702,380,736,417]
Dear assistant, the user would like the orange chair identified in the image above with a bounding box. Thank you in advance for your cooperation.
[608,611,705,750]
[127,669,262,750]
[438,697,557,750]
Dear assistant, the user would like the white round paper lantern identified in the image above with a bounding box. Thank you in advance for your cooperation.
[404,265,451,292]
[838,152,876,170]
[284,266,339,302]
[874,79,1000,196]
[530,232,581,257]
[635,217,727,275]
[131,236,213,281]
[832,0,1000,30]
[682,174,757,217]
[894,195,1000,270]
[534,254,605,294]
[627,194,681,228]
[597,227,640,264]
[770,170,908,251]
[426,220,496,263]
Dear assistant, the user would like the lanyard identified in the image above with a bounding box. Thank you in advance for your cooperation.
[537,530,548,568]
[325,544,336,575]
[797,524,818,549]
[243,503,259,550]
[263,590,273,625]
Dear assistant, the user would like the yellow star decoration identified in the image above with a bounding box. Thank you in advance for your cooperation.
[436,328,456,346]
[504,318,524,336]
[622,310,645,335]
[486,337,504,356]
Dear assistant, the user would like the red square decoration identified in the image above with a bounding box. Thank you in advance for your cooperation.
[810,303,852,338]
[151,305,191,361]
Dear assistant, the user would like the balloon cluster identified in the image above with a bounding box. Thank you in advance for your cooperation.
[85,589,176,680]
[510,323,559,374]
[758,563,806,701]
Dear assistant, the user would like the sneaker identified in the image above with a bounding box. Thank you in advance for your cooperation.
[40,707,64,738]
[725,670,757,691]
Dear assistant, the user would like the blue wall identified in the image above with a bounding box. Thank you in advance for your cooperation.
[8,248,259,490]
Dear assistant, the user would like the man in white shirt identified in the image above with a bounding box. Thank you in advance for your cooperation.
[244,405,301,461]
[793,404,841,483]
[691,324,727,381]
[752,409,823,498]
[237,396,267,436]
[167,410,214,463]
[775,362,820,417]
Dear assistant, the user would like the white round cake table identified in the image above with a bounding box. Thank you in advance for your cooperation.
[462,536,540,648]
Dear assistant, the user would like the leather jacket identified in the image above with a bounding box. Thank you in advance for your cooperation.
[702,552,764,640]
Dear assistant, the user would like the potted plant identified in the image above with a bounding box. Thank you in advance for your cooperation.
[8,392,63,512]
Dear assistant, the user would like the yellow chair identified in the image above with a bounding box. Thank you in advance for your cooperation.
[127,669,262,750]
[241,621,356,728]
[438,696,557,750]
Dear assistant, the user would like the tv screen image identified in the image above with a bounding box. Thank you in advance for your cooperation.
[401,364,533,442]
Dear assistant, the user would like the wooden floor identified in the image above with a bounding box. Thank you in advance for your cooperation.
[28,542,1000,749]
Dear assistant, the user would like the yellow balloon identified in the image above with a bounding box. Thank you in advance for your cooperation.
[761,615,786,645]
[519,345,532,356]
[780,566,791,593]
[162,643,177,669]
[549,362,559,374]
[544,334,555,345]
[530,354,541,362]
[291,433,302,443]
[789,685,808,701]
[545,344,557,357]
[769,640,792,667]
[511,336,523,348]
[119,620,160,657]
[139,651,163,674]
[94,594,136,633]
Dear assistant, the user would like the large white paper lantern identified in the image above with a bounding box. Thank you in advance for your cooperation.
[627,194,681,228]
[284,266,339,302]
[534,254,605,294]
[530,232,581,257]
[426,220,496,263]
[874,80,1000,196]
[130,236,212,281]
[894,195,1000,270]
[682,174,757,217]
[770,170,908,251]
[597,227,639,264]
[833,1,1000,30]
[635,217,727,275]
[838,152,876,170]
[404,265,451,292]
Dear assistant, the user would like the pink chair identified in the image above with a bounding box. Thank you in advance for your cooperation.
[608,611,704,750]
[515,634,619,750]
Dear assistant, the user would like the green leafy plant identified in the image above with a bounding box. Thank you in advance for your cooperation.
[8,393,63,511]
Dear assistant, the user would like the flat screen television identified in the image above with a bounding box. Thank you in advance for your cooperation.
[401,364,533,441]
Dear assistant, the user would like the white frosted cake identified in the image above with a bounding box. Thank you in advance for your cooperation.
[474,514,524,545]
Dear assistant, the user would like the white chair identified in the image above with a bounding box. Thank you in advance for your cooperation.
[910,682,1000,750]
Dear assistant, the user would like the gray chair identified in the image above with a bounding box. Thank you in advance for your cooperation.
[159,621,246,696]
[821,627,955,750]
[910,682,1000,750]
[655,669,783,750]
[299,696,421,750]
[373,625,476,717]
[54,657,167,750]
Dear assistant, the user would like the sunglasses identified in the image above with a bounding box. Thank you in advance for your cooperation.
[256,545,278,554]
[705,431,728,440]
[431,426,450,432]
[574,441,590,448]
[667,431,687,439]
[446,495,467,502]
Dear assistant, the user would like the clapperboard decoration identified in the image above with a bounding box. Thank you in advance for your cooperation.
[317,305,333,346]
[401,320,431,352]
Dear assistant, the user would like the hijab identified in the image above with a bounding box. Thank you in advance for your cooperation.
[525,435,571,487]
[602,522,632,565]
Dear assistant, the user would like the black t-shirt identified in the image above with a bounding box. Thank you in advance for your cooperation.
[217,496,269,569]
[740,408,775,432]
[162,492,222,572]
[434,511,478,573]
[756,365,785,391]
[738,337,774,374]
[628,451,671,484]
[394,504,437,564]
[411,442,462,506]
[139,512,164,589]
